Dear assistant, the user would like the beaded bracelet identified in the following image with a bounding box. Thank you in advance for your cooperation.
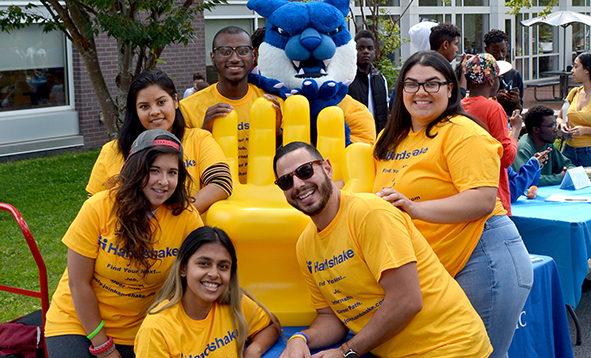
[287,332,309,345]
[89,336,114,356]
[87,320,105,340]
[96,344,116,358]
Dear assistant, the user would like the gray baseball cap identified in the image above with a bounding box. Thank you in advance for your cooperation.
[128,129,183,159]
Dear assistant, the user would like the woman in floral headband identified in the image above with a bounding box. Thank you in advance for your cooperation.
[462,53,524,215]
[373,50,532,358]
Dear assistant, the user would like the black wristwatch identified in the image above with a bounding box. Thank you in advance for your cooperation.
[342,342,359,358]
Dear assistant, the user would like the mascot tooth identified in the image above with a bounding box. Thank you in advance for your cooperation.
[247,0,376,146]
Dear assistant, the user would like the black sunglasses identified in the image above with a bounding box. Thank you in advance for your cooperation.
[275,160,324,190]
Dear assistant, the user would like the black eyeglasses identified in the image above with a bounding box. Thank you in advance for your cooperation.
[540,123,558,130]
[275,160,324,190]
[402,81,450,93]
[213,46,253,57]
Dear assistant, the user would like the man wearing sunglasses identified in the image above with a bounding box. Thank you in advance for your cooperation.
[512,104,574,186]
[180,25,283,184]
[273,141,492,358]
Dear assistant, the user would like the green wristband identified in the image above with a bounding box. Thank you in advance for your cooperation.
[87,320,105,340]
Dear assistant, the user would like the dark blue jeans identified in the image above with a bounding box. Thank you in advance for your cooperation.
[46,335,135,358]
[563,144,591,167]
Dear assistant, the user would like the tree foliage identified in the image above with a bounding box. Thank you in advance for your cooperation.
[0,0,225,138]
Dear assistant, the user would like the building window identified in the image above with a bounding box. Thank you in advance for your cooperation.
[0,25,68,111]
[456,13,489,54]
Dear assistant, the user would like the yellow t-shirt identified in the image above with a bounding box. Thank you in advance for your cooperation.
[86,128,227,196]
[565,86,591,147]
[337,95,376,145]
[297,191,492,358]
[372,115,506,277]
[44,191,203,345]
[180,84,277,183]
[134,296,271,357]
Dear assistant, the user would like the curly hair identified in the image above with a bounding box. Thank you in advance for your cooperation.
[374,51,483,160]
[524,104,555,134]
[429,23,461,51]
[112,145,192,275]
[117,70,185,159]
[484,29,508,47]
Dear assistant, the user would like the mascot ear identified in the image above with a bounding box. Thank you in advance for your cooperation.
[247,0,288,19]
[323,0,349,16]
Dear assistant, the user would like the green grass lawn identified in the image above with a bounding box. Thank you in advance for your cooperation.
[0,149,99,323]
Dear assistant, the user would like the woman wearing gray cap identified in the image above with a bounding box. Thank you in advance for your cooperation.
[45,130,203,358]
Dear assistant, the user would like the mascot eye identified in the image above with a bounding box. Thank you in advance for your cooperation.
[276,27,290,36]
[328,27,341,36]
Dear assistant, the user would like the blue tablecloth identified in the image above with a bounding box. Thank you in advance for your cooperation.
[508,255,573,358]
[511,184,591,308]
[264,257,572,358]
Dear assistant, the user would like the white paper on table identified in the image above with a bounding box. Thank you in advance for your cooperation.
[545,194,591,202]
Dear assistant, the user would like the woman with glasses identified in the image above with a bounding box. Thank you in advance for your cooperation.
[558,51,591,167]
[372,51,532,358]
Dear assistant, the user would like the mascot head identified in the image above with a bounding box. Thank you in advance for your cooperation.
[247,0,356,90]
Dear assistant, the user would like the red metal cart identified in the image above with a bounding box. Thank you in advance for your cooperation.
[0,202,49,357]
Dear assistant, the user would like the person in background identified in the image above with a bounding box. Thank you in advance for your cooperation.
[274,141,492,358]
[514,104,575,185]
[462,53,522,215]
[484,29,523,117]
[86,70,231,214]
[374,50,532,358]
[45,129,203,358]
[183,73,209,99]
[251,27,266,69]
[348,30,389,134]
[135,226,280,358]
[558,52,591,167]
[508,149,549,202]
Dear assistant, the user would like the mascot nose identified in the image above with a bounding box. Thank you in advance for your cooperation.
[300,28,322,51]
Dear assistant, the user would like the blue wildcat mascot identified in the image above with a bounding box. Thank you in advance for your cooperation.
[247,0,375,146]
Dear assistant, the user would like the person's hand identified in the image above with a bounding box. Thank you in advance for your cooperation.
[505,89,520,104]
[496,89,509,103]
[311,348,344,358]
[263,93,282,134]
[561,166,568,177]
[202,103,234,132]
[564,125,590,137]
[376,188,417,218]
[510,109,523,133]
[533,148,551,169]
[279,338,311,358]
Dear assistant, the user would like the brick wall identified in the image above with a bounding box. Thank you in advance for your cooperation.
[76,14,206,149]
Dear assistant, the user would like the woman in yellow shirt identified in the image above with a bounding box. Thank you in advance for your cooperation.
[86,70,232,214]
[45,130,203,358]
[373,51,532,358]
[558,52,591,167]
[135,226,280,358]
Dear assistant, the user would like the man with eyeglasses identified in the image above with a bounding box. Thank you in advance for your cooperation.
[272,141,492,358]
[180,26,283,184]
[512,104,575,186]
